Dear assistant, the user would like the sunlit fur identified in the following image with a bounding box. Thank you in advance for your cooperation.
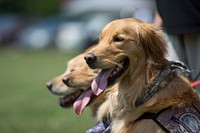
[47,45,105,119]
[88,18,199,133]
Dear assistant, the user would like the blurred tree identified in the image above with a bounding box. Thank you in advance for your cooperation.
[0,0,60,16]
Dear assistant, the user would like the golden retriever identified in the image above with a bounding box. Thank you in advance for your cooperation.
[46,45,106,119]
[84,18,200,133]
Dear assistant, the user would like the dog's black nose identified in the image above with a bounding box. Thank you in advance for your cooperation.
[84,53,96,65]
[46,81,52,91]
[62,75,70,85]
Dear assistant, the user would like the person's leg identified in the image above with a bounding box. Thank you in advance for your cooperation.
[164,34,179,61]
[184,34,200,91]
[168,35,188,64]
[164,34,200,91]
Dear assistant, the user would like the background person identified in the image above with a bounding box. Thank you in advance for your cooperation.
[154,0,200,90]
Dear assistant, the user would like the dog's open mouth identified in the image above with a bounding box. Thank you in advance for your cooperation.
[59,90,83,108]
[91,57,129,96]
[59,87,96,115]
[65,58,129,116]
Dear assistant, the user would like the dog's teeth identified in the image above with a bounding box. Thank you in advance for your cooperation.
[109,64,123,78]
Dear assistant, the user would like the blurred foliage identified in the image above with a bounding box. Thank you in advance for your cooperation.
[0,0,60,16]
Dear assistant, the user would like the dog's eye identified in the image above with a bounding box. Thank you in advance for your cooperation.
[99,36,102,41]
[113,36,124,42]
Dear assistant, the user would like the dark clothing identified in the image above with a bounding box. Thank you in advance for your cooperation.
[156,0,200,34]
[156,0,200,90]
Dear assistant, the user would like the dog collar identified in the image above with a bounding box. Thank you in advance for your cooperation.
[135,68,172,108]
[135,61,190,108]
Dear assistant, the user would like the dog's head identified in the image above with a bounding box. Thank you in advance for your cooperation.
[62,54,99,91]
[47,45,106,116]
[46,53,95,106]
[84,18,168,95]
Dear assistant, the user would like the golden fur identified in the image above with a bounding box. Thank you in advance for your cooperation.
[47,45,105,119]
[85,18,199,133]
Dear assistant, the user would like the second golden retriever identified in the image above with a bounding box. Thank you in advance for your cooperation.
[84,18,200,133]
[47,45,105,119]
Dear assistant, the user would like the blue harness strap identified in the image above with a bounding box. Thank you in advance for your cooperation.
[85,118,110,133]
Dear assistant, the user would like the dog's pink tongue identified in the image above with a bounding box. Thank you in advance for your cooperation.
[91,69,113,96]
[73,89,93,115]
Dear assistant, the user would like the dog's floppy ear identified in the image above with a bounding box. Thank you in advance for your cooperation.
[137,23,167,63]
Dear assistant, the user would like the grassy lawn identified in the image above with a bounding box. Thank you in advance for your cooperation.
[0,47,94,133]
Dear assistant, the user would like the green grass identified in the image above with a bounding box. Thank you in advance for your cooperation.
[0,48,94,133]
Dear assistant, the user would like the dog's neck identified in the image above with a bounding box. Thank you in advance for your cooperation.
[110,61,192,119]
[134,68,172,108]
[90,93,106,120]
[112,59,182,116]
[135,61,191,108]
[109,60,165,118]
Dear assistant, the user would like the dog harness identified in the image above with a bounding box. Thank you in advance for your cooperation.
[136,61,200,133]
[135,61,190,108]
[138,102,200,133]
